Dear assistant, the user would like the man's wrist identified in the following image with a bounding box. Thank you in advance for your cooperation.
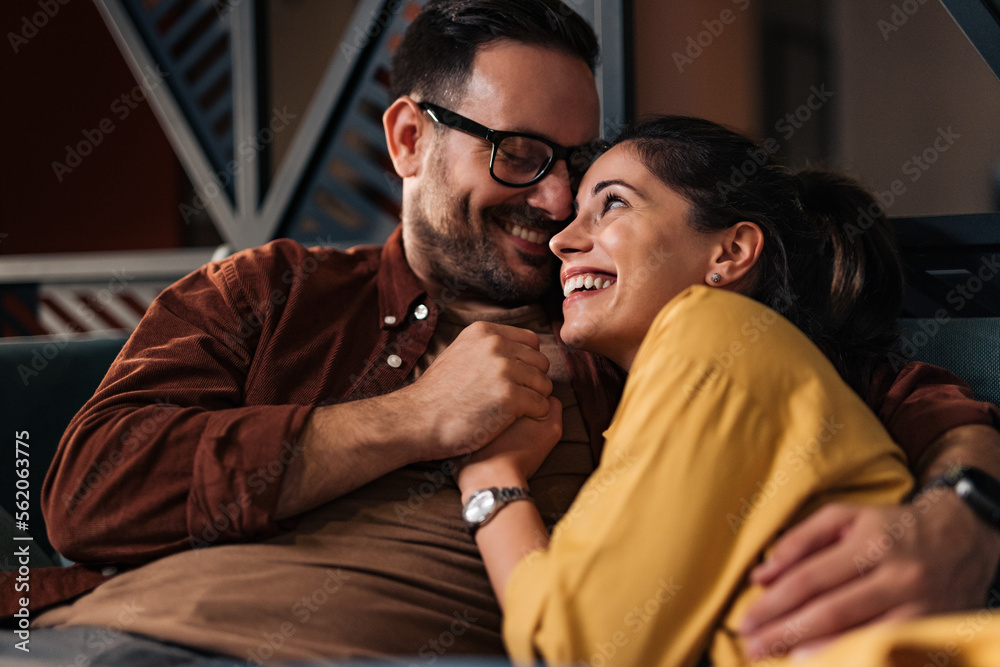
[920,465,1000,532]
[372,388,437,463]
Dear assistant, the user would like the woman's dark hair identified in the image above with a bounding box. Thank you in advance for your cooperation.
[390,0,600,103]
[793,168,905,398]
[612,115,904,397]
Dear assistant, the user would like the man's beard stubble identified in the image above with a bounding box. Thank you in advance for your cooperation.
[406,191,560,307]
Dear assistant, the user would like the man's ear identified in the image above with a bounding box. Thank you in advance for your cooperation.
[383,96,427,178]
[707,221,764,286]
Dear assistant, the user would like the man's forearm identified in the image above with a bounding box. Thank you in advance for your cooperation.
[915,424,1000,485]
[891,387,1000,603]
[274,394,425,520]
[913,424,1000,602]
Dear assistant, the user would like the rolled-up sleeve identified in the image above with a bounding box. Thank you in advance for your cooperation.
[41,248,315,564]
[873,361,1000,465]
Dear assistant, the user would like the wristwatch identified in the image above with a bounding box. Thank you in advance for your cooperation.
[461,487,533,534]
[922,465,1000,531]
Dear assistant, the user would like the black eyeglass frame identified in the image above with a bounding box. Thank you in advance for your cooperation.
[418,101,607,189]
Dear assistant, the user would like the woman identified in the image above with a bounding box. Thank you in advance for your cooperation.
[454,115,922,666]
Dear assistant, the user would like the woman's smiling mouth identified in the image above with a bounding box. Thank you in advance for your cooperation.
[562,272,617,298]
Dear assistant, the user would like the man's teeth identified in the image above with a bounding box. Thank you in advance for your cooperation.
[504,222,549,245]
[562,274,616,298]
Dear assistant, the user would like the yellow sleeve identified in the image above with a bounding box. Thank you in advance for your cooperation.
[785,612,1000,666]
[503,286,912,667]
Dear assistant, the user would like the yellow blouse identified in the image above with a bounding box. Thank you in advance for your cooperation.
[503,286,913,666]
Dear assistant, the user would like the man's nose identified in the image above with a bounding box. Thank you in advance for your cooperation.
[525,160,574,222]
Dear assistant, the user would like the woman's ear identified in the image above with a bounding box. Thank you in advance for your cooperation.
[383,96,427,178]
[707,221,764,287]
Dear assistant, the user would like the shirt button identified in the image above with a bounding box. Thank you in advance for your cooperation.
[387,354,402,368]
[383,315,397,325]
[413,304,429,320]
[101,566,118,577]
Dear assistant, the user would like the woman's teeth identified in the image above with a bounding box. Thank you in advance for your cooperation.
[562,274,616,298]
[504,222,548,245]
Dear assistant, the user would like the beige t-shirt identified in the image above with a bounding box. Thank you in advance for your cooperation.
[37,304,593,664]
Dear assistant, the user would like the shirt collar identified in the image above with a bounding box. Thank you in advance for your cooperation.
[376,225,430,330]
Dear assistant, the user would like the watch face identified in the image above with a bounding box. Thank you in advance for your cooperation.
[463,490,497,524]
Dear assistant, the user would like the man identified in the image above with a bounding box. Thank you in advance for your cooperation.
[4,0,1000,663]
[14,4,615,664]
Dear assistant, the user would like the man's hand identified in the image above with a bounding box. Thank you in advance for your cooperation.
[278,322,553,519]
[740,496,1000,660]
[456,396,564,498]
[403,321,554,460]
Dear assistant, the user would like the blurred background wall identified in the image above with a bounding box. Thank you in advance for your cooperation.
[1,0,998,336]
[631,0,1000,216]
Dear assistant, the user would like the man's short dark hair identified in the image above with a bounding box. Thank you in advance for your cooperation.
[390,0,600,103]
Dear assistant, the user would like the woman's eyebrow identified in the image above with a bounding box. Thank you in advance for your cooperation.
[591,179,646,199]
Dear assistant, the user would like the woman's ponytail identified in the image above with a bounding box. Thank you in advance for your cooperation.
[793,168,905,398]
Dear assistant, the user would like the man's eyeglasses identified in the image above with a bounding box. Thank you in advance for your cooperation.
[418,101,607,190]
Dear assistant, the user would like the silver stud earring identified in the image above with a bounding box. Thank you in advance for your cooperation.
[710,273,722,284]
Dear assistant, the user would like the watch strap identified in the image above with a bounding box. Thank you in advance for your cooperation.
[494,486,532,505]
[922,465,1000,531]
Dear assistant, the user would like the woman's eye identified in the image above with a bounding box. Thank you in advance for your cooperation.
[603,193,626,214]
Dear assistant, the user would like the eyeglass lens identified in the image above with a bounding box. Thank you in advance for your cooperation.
[493,136,553,184]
